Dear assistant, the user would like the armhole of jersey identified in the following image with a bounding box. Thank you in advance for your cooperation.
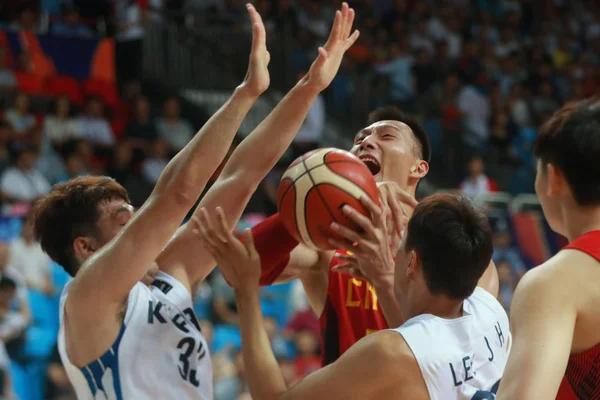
[152,271,193,306]
[123,282,146,326]
[387,328,435,399]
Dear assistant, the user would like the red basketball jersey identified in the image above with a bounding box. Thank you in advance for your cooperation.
[556,230,600,400]
[319,250,388,366]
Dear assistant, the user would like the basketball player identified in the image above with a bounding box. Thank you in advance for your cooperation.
[29,4,273,398]
[245,108,499,365]
[497,98,600,399]
[198,193,510,399]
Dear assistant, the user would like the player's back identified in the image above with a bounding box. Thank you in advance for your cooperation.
[390,287,511,400]
[555,230,600,399]
[58,271,212,400]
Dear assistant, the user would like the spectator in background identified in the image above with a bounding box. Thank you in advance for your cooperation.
[126,95,158,155]
[56,151,87,183]
[0,277,28,400]
[156,97,194,152]
[51,4,95,38]
[45,345,76,400]
[293,330,320,378]
[43,97,78,147]
[292,70,325,158]
[460,155,498,200]
[496,258,517,311]
[0,144,51,204]
[0,45,16,93]
[457,72,491,154]
[375,40,415,107]
[212,270,239,326]
[5,93,36,138]
[492,229,527,278]
[0,123,12,176]
[8,7,40,32]
[75,97,115,149]
[9,214,53,295]
[114,0,147,96]
[141,137,169,185]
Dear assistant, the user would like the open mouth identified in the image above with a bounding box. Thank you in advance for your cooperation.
[359,155,381,176]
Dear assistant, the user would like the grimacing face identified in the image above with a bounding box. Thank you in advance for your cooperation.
[349,120,422,188]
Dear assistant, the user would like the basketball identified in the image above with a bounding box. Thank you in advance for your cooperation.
[277,148,379,250]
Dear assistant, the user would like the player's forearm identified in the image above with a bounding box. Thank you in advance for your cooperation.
[235,288,286,400]
[154,88,258,204]
[373,276,404,328]
[220,81,321,183]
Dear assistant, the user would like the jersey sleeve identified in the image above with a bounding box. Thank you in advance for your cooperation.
[246,213,300,286]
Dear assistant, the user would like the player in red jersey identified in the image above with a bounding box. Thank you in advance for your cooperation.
[497,97,600,400]
[250,107,499,364]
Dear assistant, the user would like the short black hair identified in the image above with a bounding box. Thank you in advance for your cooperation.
[366,107,431,163]
[534,97,600,205]
[31,176,130,276]
[405,194,493,300]
[0,277,16,291]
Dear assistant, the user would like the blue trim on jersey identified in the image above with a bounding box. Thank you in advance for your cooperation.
[79,323,127,399]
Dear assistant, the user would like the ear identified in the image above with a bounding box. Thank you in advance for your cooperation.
[409,160,429,179]
[546,163,565,197]
[72,236,97,264]
[406,250,420,277]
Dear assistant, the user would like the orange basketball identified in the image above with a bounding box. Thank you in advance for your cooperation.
[277,148,379,250]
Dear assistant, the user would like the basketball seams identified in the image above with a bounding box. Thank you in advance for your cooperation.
[278,148,377,250]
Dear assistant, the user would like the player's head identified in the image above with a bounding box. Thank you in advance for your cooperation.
[534,97,600,236]
[349,107,430,191]
[30,176,132,277]
[394,194,493,319]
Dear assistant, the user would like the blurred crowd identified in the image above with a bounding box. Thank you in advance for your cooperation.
[0,0,588,398]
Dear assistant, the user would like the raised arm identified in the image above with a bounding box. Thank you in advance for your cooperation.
[65,5,269,337]
[158,2,360,292]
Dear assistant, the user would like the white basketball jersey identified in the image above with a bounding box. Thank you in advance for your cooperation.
[58,271,212,400]
[390,287,511,400]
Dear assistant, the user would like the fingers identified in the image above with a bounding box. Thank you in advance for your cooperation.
[339,3,350,40]
[330,221,362,244]
[197,209,223,258]
[358,196,384,229]
[247,4,266,53]
[386,190,405,237]
[242,228,259,258]
[327,236,357,253]
[331,264,367,280]
[326,10,342,46]
[343,5,354,39]
[313,47,328,69]
[197,208,224,247]
[215,206,234,243]
[333,253,358,264]
[344,30,360,50]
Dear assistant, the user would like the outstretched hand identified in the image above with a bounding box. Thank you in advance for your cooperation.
[239,3,271,97]
[302,2,360,91]
[192,207,261,291]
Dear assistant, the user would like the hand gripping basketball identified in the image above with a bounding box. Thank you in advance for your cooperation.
[277,148,379,250]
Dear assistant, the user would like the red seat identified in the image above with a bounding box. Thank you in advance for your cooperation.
[83,79,120,109]
[44,75,84,106]
[14,71,45,95]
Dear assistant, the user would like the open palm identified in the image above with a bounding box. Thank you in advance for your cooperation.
[240,4,270,97]
[304,2,360,91]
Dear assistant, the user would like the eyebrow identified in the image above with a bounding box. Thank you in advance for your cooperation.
[356,123,403,139]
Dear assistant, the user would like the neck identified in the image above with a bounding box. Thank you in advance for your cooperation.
[414,295,464,320]
[562,202,600,242]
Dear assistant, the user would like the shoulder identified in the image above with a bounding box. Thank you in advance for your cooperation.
[357,330,420,382]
